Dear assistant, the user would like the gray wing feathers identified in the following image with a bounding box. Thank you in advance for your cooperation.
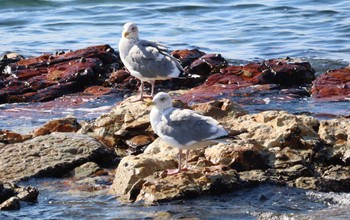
[125,40,182,78]
[158,109,228,145]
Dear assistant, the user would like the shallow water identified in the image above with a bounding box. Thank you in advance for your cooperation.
[1,0,350,218]
[2,179,350,220]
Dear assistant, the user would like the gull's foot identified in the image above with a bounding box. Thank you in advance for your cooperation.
[166,167,188,175]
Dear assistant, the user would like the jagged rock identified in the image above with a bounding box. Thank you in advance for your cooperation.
[311,66,350,101]
[184,54,228,76]
[0,132,114,182]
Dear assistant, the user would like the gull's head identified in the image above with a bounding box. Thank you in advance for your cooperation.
[151,92,173,111]
[122,22,139,39]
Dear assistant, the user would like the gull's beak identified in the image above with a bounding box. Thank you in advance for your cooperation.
[123,31,129,38]
[146,101,154,107]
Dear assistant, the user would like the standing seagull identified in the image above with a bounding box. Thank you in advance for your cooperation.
[149,92,230,174]
[118,22,184,101]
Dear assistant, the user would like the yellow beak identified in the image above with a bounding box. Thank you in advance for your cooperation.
[146,101,154,107]
[123,31,129,38]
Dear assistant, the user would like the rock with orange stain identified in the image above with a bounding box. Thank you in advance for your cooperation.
[311,66,350,101]
[171,48,206,67]
[0,130,32,144]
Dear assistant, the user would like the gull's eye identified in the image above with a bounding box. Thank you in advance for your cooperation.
[131,27,136,31]
[160,98,166,102]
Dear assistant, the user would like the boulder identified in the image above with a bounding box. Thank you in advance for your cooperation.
[0,132,114,182]
[171,49,206,67]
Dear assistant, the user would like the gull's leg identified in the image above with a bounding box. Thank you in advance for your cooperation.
[132,81,144,102]
[150,80,155,97]
[167,149,182,175]
[184,149,189,170]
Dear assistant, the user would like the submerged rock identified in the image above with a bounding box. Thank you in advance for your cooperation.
[0,182,39,210]
[0,132,115,182]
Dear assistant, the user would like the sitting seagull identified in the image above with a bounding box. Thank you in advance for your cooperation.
[118,22,184,101]
[149,92,230,174]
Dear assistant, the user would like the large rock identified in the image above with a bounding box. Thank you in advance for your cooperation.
[0,132,114,182]
[311,66,350,101]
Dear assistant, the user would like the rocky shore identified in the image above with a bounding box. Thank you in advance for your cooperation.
[0,45,349,209]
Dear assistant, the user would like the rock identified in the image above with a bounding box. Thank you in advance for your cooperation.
[136,168,241,205]
[72,162,102,178]
[204,141,268,171]
[33,115,81,137]
[108,154,177,201]
[0,132,114,182]
[191,98,248,122]
[227,111,320,149]
[318,118,350,164]
[171,49,206,67]
[261,58,315,86]
[0,196,20,210]
[311,66,350,101]
[0,45,118,104]
[81,96,156,155]
[0,182,39,210]
[184,54,228,76]
[0,129,32,144]
[83,85,112,96]
[0,52,24,74]
[180,58,314,103]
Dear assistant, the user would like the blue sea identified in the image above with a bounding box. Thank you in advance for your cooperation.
[1,0,350,219]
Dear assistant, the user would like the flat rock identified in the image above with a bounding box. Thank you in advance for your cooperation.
[0,132,114,182]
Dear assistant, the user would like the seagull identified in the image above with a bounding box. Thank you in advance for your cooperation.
[149,92,231,174]
[118,22,184,101]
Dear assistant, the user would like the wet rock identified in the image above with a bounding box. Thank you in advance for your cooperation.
[33,115,81,137]
[0,132,114,182]
[311,66,350,101]
[180,58,315,103]
[72,162,102,178]
[0,182,39,210]
[0,45,118,104]
[261,58,315,86]
[83,85,112,96]
[0,129,32,144]
[184,53,228,76]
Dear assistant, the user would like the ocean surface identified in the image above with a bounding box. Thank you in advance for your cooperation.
[1,0,350,219]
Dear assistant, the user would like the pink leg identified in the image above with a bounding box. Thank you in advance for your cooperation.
[132,81,145,102]
[150,80,155,97]
[184,149,189,169]
[167,149,183,175]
